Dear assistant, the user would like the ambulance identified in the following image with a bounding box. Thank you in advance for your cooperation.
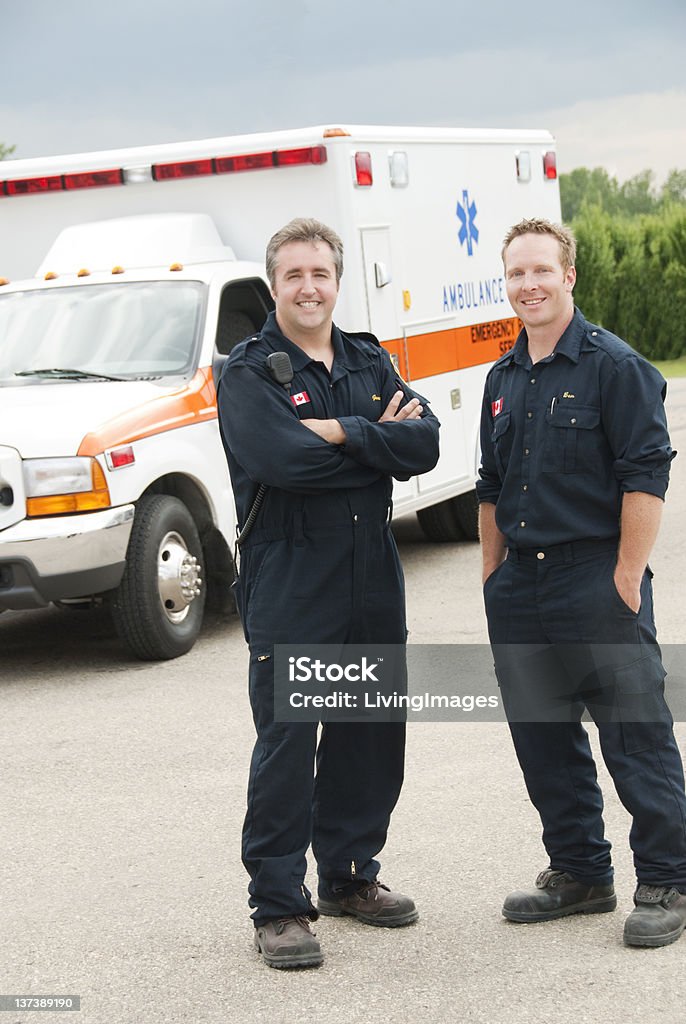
[0,124,561,659]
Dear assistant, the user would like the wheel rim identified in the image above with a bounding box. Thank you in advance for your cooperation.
[156,531,203,624]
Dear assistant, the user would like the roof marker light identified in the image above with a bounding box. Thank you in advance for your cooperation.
[44,272,58,280]
[543,151,557,180]
[111,266,125,275]
[0,278,9,286]
[354,152,373,187]
[323,128,351,138]
[77,268,91,277]
[169,263,184,272]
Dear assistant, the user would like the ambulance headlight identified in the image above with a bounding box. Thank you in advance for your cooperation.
[23,457,111,516]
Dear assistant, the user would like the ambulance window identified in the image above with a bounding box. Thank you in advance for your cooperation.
[215,280,273,355]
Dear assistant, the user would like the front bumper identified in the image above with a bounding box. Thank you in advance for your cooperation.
[0,504,134,609]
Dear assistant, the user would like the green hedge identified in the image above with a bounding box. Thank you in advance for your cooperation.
[572,205,686,361]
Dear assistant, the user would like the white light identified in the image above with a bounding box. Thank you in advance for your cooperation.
[23,457,93,497]
[123,165,153,184]
[516,151,531,182]
[389,151,409,188]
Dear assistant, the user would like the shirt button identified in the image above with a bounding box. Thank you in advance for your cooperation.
[527,411,533,419]
[524,448,530,456]
[537,551,545,560]
[353,514,358,522]
[522,484,528,491]
[570,417,577,424]
[530,378,536,384]
[520,521,526,528]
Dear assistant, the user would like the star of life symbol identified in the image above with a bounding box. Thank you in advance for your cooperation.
[456,190,479,256]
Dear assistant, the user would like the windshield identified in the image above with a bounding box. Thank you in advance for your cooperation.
[0,281,206,381]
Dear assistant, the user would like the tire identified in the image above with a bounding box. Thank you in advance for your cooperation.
[111,494,206,660]
[416,499,466,542]
[451,489,479,541]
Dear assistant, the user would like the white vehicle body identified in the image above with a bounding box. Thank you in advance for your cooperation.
[0,124,561,658]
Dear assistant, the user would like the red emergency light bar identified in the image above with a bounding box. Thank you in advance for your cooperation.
[154,145,327,180]
[2,168,123,196]
[0,146,326,197]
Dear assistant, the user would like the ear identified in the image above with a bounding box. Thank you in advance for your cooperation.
[566,266,576,292]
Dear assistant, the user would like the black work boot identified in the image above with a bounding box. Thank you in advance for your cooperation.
[623,884,686,948]
[502,868,617,922]
[318,880,418,927]
[254,916,323,969]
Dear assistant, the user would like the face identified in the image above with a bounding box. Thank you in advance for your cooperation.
[270,240,340,341]
[504,232,576,333]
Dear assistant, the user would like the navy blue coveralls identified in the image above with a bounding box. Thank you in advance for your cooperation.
[477,308,686,890]
[218,311,440,924]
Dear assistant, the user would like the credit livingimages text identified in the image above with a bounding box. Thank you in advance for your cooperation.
[271,644,686,724]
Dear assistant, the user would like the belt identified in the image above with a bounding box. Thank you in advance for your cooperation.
[507,538,619,565]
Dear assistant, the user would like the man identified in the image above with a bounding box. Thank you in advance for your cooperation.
[478,217,686,948]
[218,218,439,968]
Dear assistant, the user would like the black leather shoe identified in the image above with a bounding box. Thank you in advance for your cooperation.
[318,880,418,927]
[623,884,686,947]
[503,869,617,922]
[254,916,323,969]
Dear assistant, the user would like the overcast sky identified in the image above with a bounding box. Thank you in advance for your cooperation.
[2,0,684,184]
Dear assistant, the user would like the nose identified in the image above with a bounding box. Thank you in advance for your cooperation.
[521,271,539,290]
[299,274,317,294]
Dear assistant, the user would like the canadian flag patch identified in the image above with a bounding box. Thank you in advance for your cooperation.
[491,397,504,417]
[291,391,311,406]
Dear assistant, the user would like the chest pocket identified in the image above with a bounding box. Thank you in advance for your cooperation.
[490,411,512,479]
[543,404,601,474]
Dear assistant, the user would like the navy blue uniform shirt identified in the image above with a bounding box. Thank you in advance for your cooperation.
[476,308,675,549]
[219,311,440,538]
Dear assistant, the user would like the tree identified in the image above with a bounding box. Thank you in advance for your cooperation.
[0,141,15,160]
[660,169,686,207]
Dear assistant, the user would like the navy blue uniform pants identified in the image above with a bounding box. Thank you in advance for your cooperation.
[236,503,407,925]
[484,541,686,889]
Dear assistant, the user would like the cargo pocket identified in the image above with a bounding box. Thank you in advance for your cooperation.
[543,404,601,473]
[614,653,672,754]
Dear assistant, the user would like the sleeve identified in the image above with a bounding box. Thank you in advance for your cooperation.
[218,358,382,492]
[603,357,676,499]
[336,350,440,481]
[475,374,502,505]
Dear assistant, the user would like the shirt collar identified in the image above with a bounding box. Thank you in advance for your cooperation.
[504,307,585,369]
[259,311,376,378]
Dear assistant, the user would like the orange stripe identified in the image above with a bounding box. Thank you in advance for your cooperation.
[77,366,217,457]
[382,316,522,381]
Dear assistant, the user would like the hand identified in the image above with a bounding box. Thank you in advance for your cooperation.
[300,418,346,445]
[379,391,423,423]
[613,566,642,614]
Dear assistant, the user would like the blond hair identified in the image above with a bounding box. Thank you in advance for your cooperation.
[502,218,577,273]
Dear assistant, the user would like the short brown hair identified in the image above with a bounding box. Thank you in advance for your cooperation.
[265,218,344,287]
[502,218,577,274]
